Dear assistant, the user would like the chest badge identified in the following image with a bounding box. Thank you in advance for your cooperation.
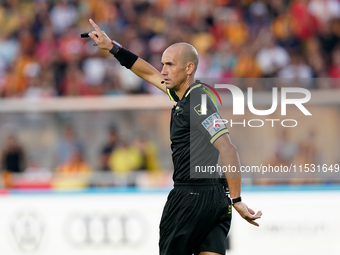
[194,104,207,115]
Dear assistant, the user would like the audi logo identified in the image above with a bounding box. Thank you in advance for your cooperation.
[65,213,147,247]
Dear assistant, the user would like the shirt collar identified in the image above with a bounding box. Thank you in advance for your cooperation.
[182,80,202,99]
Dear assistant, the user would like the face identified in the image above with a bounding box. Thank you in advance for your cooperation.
[161,47,188,90]
[6,136,17,148]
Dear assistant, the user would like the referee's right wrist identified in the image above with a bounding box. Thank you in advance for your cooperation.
[109,40,122,55]
[109,41,138,69]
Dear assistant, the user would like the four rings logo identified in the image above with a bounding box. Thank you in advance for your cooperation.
[65,213,147,247]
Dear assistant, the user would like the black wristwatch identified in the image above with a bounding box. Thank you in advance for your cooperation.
[109,40,122,55]
[231,196,242,205]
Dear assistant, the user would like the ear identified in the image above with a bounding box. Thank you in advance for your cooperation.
[186,62,195,75]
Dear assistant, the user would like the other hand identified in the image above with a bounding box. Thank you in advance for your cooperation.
[88,19,113,51]
[233,201,262,227]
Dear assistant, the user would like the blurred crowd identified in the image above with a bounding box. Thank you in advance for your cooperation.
[1,0,340,98]
[0,125,163,188]
[1,123,336,188]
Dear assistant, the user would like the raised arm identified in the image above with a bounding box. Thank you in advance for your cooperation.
[88,19,166,93]
[214,134,262,226]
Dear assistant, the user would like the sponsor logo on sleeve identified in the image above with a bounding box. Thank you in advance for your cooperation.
[201,113,226,137]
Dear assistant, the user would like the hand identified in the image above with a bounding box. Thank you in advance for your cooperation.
[88,19,113,51]
[233,201,262,227]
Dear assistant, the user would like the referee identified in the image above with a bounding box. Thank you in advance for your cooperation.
[88,19,262,255]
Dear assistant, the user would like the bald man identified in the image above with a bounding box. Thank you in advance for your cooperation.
[88,19,261,255]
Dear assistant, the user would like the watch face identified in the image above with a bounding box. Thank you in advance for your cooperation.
[110,44,120,54]
[232,197,242,205]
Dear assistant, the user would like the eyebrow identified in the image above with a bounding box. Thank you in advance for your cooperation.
[161,61,174,66]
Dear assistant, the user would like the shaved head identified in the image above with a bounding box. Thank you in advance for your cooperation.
[161,42,199,93]
[164,43,199,73]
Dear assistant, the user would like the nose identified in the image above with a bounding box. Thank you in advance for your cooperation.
[161,65,167,76]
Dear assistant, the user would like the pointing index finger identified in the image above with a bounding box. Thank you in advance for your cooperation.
[89,19,101,33]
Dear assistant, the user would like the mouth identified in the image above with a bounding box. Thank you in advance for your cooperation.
[164,78,171,84]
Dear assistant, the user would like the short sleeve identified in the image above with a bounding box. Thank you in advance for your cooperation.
[190,92,229,144]
[166,88,179,102]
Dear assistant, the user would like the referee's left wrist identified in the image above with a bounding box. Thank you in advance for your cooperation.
[231,196,242,205]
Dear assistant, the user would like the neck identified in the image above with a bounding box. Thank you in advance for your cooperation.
[176,77,195,100]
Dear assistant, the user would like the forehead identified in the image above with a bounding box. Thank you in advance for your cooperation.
[161,47,181,63]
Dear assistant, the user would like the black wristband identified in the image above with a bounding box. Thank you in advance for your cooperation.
[231,196,242,205]
[110,47,138,69]
[109,40,121,55]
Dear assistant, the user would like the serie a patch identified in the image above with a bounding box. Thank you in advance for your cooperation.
[201,113,226,137]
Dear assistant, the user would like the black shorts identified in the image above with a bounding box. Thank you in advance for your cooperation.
[159,182,232,255]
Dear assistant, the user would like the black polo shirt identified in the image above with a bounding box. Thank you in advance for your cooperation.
[166,81,229,182]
